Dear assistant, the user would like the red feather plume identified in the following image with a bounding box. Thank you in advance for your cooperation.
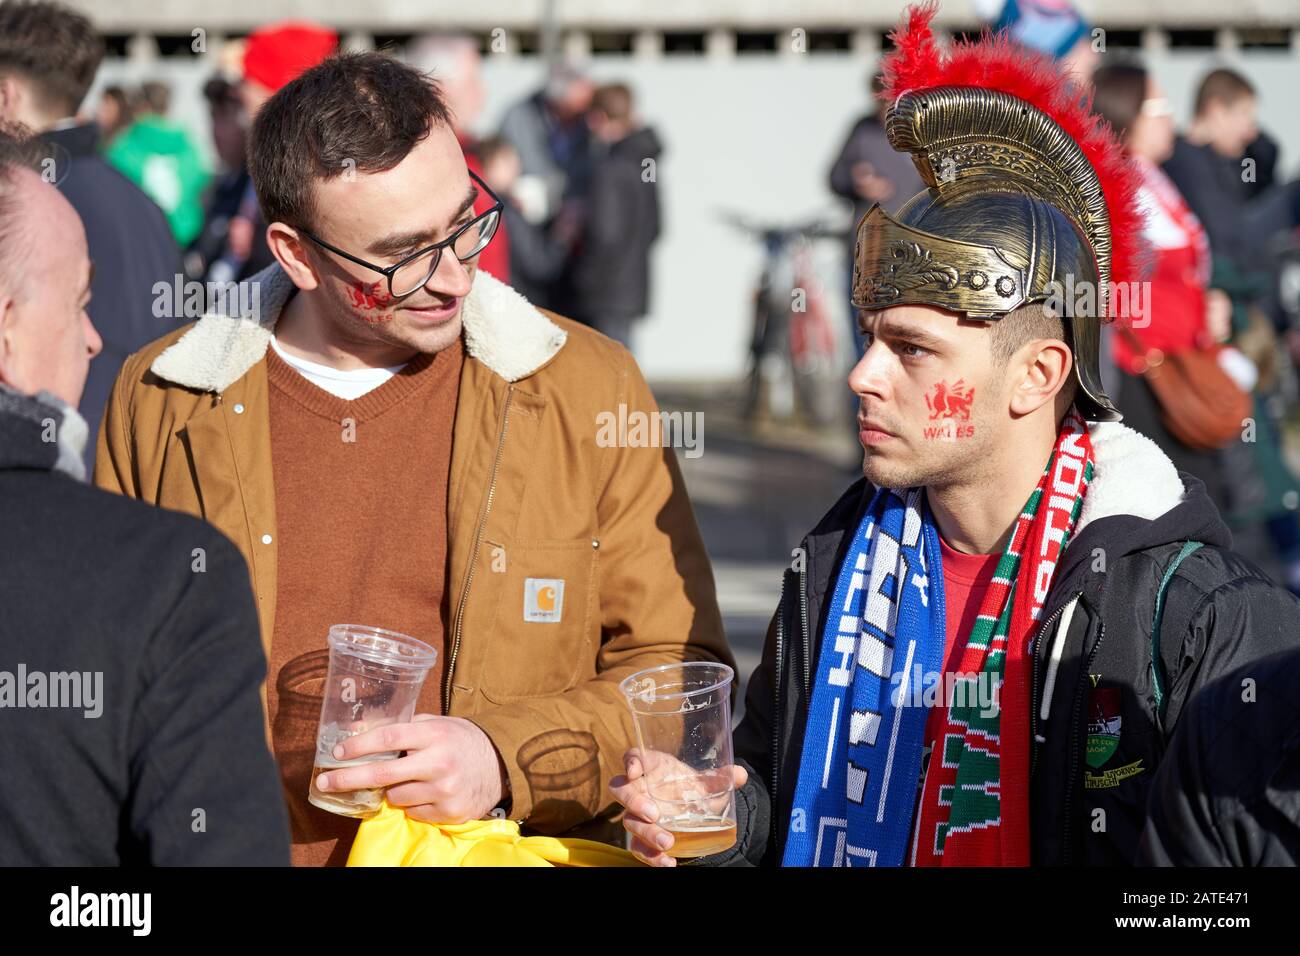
[880,2,1149,303]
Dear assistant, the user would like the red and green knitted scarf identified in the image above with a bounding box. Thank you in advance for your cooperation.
[913,408,1095,866]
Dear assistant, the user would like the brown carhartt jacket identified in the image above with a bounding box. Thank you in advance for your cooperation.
[95,264,732,838]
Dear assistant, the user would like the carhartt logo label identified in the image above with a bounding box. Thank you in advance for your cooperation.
[524,578,564,623]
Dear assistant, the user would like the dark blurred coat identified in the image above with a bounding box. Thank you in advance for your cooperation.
[828,112,926,231]
[569,126,663,344]
[41,123,181,474]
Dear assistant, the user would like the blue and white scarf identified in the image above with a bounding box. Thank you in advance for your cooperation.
[781,486,946,867]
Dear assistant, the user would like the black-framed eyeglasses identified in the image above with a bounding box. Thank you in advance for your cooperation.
[302,168,504,300]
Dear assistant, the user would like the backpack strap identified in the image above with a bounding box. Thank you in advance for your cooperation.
[1150,540,1205,730]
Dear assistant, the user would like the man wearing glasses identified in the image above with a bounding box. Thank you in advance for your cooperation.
[96,52,731,866]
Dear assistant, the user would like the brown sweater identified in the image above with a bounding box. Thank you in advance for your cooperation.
[265,338,463,867]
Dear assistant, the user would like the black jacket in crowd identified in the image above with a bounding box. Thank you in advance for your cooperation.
[1139,647,1300,865]
[705,454,1300,867]
[41,123,181,475]
[0,388,289,865]
[570,125,663,325]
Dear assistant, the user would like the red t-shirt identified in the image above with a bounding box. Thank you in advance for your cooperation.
[922,535,1001,751]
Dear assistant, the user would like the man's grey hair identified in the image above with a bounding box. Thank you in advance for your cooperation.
[544,63,588,103]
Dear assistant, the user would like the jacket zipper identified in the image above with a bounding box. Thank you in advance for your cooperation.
[442,386,515,713]
[1062,616,1105,865]
[1029,591,1081,779]
[770,573,787,859]
[800,561,811,700]
[770,553,809,862]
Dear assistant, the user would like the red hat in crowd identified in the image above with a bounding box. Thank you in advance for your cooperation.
[242,21,339,93]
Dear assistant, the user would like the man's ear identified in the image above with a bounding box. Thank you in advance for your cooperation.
[266,222,321,292]
[0,74,21,123]
[1008,338,1073,417]
[0,293,21,391]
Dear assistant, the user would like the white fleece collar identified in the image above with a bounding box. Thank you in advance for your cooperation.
[1074,419,1186,535]
[149,266,567,393]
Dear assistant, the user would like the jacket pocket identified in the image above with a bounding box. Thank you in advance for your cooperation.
[476,538,598,702]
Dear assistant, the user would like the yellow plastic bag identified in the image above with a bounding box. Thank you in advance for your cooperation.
[347,801,644,867]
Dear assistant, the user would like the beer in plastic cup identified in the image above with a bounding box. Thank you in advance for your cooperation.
[620,661,737,858]
[307,624,436,818]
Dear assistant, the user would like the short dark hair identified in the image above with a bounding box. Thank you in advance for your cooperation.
[201,75,239,113]
[137,80,170,116]
[248,52,454,232]
[592,83,633,122]
[1194,68,1255,116]
[988,302,1078,409]
[1091,62,1147,141]
[0,1,103,117]
[989,302,1067,364]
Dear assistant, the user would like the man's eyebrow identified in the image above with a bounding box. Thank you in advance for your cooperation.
[365,184,480,258]
[81,260,95,298]
[447,183,479,229]
[861,315,948,348]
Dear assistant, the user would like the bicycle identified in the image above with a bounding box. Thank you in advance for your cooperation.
[720,210,848,428]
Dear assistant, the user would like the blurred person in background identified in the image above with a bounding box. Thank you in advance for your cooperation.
[568,82,661,352]
[1163,70,1299,293]
[828,70,925,354]
[408,32,510,283]
[975,0,1101,83]
[218,20,338,283]
[1091,62,1232,513]
[94,83,130,144]
[105,80,210,247]
[1164,68,1262,273]
[184,76,253,281]
[1164,67,1300,594]
[478,135,570,307]
[0,123,289,866]
[498,63,593,310]
[0,0,179,475]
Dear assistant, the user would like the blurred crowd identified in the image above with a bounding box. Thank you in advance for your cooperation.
[0,9,664,473]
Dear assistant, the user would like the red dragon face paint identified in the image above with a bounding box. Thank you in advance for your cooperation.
[347,280,395,324]
[923,379,975,440]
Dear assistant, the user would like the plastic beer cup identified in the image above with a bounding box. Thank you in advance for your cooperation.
[307,624,437,818]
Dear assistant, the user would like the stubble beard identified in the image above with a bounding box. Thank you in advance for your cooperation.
[861,424,993,492]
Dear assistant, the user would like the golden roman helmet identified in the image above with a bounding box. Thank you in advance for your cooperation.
[853,84,1124,422]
